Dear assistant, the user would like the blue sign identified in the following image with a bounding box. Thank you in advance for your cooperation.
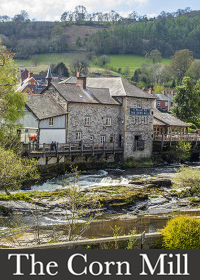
[130,108,150,115]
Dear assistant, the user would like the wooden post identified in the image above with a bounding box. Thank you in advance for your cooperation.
[161,133,164,149]
[92,142,94,156]
[81,141,83,155]
[69,142,71,155]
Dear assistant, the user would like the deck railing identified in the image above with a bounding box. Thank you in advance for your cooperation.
[27,141,123,155]
[154,133,200,142]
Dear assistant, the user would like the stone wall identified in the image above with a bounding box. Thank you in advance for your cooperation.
[67,103,121,148]
[122,97,154,159]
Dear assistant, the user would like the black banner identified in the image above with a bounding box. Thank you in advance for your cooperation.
[130,108,150,116]
[0,249,199,279]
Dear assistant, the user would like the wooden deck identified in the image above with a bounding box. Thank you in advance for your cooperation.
[27,142,123,161]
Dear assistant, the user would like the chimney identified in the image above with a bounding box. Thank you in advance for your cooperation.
[76,72,86,89]
[148,88,153,94]
[171,90,175,95]
[28,72,33,79]
[162,90,165,95]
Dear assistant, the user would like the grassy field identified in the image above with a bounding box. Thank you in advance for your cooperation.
[106,55,171,74]
[15,53,171,75]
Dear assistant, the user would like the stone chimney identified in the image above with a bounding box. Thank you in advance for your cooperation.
[148,88,153,94]
[28,72,33,79]
[76,72,86,89]
[162,90,165,95]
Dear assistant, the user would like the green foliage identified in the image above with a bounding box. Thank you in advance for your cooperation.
[52,62,69,77]
[0,40,26,124]
[173,167,200,197]
[171,49,193,84]
[126,228,136,249]
[162,215,200,249]
[0,147,39,194]
[171,77,200,123]
[169,141,191,162]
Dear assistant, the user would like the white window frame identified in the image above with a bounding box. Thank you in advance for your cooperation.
[100,135,106,144]
[106,117,112,126]
[157,100,161,107]
[76,132,82,140]
[49,117,54,126]
[165,101,168,107]
[84,116,91,126]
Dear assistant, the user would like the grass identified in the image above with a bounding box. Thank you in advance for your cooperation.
[106,55,171,74]
[15,53,171,75]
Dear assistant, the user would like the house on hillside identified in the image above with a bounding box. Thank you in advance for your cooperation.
[148,88,175,112]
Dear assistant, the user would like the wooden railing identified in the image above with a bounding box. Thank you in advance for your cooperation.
[27,141,123,156]
[154,133,200,142]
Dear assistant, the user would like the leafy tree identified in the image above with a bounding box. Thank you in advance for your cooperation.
[97,55,110,66]
[70,56,89,75]
[149,49,162,64]
[76,36,82,48]
[0,40,26,124]
[186,59,200,81]
[171,49,193,84]
[52,62,69,77]
[13,10,29,22]
[0,147,39,195]
[171,76,200,122]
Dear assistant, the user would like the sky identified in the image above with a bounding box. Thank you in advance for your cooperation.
[1,0,200,21]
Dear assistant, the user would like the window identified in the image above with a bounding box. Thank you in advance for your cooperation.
[106,117,112,126]
[165,101,168,107]
[84,116,91,126]
[49,117,54,126]
[137,100,142,108]
[90,135,94,141]
[132,116,136,124]
[76,132,82,140]
[157,100,161,107]
[100,135,106,144]
[138,116,141,124]
[110,136,114,143]
[144,116,148,124]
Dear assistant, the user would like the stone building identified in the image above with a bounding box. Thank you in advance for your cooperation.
[40,75,156,159]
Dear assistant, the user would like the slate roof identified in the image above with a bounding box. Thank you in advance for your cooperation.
[153,109,189,127]
[86,77,156,99]
[86,87,120,105]
[26,95,67,120]
[153,93,174,101]
[51,83,118,105]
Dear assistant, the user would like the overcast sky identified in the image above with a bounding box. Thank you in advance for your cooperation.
[1,0,200,21]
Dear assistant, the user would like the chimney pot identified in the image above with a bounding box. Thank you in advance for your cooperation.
[149,88,152,94]
[76,73,86,89]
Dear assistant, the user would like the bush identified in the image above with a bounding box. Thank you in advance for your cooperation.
[162,216,200,249]
[173,167,200,196]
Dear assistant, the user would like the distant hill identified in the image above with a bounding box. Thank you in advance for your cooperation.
[1,9,200,59]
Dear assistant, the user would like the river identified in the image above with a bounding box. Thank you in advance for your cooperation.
[1,162,200,241]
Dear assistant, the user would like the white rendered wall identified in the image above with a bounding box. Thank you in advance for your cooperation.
[39,129,66,144]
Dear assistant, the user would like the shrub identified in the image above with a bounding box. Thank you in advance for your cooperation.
[173,167,200,196]
[161,215,200,249]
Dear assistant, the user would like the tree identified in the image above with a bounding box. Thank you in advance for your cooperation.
[0,147,38,195]
[186,59,200,81]
[13,10,29,22]
[76,36,82,48]
[52,62,69,77]
[70,56,89,75]
[171,76,200,122]
[171,49,194,84]
[149,49,162,64]
[0,39,26,124]
[97,55,110,66]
